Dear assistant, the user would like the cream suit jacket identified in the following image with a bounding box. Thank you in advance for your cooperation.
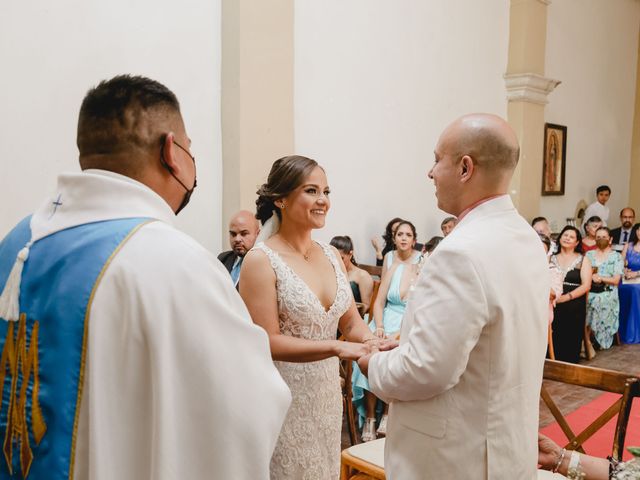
[369,195,549,479]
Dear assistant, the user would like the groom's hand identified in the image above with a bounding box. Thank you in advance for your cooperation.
[358,339,398,376]
[358,353,373,377]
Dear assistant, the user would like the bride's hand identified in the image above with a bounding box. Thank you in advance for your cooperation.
[334,341,371,360]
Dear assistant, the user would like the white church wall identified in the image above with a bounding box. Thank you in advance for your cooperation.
[541,0,640,232]
[293,0,510,263]
[0,0,222,252]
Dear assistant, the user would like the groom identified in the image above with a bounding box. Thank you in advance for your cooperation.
[358,114,549,479]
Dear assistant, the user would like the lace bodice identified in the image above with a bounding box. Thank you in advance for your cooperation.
[255,241,351,341]
[254,241,351,480]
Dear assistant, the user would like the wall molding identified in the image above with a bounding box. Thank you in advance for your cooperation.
[504,72,561,105]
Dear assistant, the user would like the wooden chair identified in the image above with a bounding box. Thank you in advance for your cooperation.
[340,438,386,479]
[359,264,382,279]
[342,279,382,446]
[547,323,555,360]
[541,359,640,461]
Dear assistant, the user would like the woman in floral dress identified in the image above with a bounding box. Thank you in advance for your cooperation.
[585,227,623,349]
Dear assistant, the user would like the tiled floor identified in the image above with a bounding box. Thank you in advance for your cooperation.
[342,343,640,447]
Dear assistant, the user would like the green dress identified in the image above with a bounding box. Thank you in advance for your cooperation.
[586,250,623,349]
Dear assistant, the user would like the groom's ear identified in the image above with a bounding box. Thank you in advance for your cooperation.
[460,155,474,183]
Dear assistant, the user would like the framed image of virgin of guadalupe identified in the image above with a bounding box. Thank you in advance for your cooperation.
[541,123,567,196]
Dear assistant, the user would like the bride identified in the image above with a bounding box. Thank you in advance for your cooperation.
[240,155,382,479]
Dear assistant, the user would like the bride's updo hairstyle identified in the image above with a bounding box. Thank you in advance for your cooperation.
[256,155,320,225]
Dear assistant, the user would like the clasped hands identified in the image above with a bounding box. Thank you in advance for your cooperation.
[359,335,398,377]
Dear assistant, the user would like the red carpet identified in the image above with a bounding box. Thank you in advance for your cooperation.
[540,392,640,461]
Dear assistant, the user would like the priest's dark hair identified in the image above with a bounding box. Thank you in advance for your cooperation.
[256,155,321,224]
[77,75,181,174]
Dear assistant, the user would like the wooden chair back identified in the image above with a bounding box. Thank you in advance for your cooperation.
[541,359,640,461]
[366,280,381,321]
[359,264,382,279]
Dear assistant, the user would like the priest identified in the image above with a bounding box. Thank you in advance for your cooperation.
[0,75,290,480]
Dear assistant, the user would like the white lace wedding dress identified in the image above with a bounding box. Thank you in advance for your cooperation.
[254,241,351,480]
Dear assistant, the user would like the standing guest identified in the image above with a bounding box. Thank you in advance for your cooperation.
[440,216,458,236]
[619,223,640,344]
[585,227,623,350]
[611,207,637,251]
[582,216,603,253]
[371,217,403,266]
[583,185,611,228]
[551,226,593,363]
[352,221,420,441]
[0,75,290,480]
[218,210,260,287]
[541,234,563,327]
[330,235,374,311]
[358,114,550,478]
[240,156,390,480]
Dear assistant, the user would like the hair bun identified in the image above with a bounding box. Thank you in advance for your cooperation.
[256,183,276,225]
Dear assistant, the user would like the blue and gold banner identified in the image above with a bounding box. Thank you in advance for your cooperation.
[0,217,150,479]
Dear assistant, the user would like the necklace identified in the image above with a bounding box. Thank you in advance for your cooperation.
[281,237,312,261]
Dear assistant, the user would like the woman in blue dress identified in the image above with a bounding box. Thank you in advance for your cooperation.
[351,221,421,441]
[619,224,640,344]
[585,227,623,350]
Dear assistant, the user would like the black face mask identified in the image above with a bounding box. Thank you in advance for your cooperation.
[174,177,197,215]
[161,140,197,215]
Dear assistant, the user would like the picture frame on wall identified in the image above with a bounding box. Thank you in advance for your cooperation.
[541,123,567,196]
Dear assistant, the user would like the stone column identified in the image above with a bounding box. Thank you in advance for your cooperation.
[221,0,294,241]
[504,0,559,221]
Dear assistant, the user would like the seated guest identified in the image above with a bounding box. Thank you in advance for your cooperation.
[330,235,374,311]
[533,216,557,254]
[611,207,637,251]
[422,235,443,257]
[550,226,592,363]
[538,433,639,479]
[581,216,602,253]
[353,221,420,441]
[217,210,259,286]
[440,216,457,236]
[585,227,623,350]
[582,185,611,228]
[619,223,640,344]
[371,217,403,267]
[381,221,421,271]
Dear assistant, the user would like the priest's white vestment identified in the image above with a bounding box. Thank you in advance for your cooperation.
[8,169,291,480]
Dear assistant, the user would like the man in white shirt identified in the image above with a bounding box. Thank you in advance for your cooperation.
[358,114,549,479]
[582,185,611,229]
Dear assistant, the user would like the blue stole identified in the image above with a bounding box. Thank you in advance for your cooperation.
[0,216,151,479]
